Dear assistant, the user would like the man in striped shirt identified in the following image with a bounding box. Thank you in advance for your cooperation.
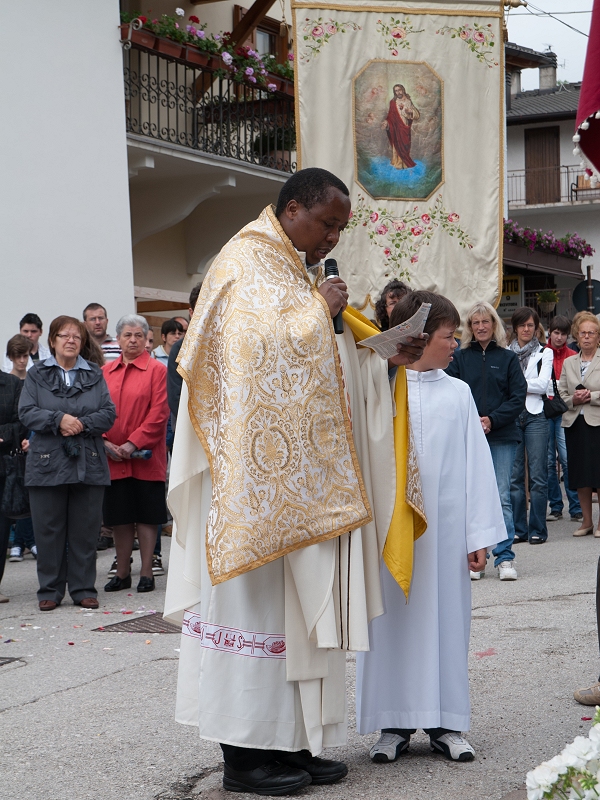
[83,303,121,362]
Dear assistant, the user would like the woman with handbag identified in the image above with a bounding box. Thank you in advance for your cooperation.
[446,301,527,580]
[18,316,116,611]
[545,316,582,524]
[558,312,600,536]
[507,307,554,545]
[0,371,27,603]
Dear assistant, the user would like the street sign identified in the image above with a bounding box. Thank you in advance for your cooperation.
[572,279,600,314]
[498,275,523,318]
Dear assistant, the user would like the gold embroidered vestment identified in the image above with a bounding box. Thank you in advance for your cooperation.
[177,206,372,585]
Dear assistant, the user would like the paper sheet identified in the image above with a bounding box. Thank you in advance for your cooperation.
[357,303,431,360]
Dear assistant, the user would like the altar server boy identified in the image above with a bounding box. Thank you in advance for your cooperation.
[356,291,506,763]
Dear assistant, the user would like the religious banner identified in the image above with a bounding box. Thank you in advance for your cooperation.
[292,0,504,321]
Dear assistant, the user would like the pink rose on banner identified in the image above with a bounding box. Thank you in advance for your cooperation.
[411,226,423,236]
[411,255,419,263]
[447,212,460,222]
[393,221,405,231]
[376,224,389,235]
[384,248,391,257]
[312,25,324,37]
[326,23,337,35]
[370,212,379,223]
[473,30,485,43]
[348,211,354,219]
[391,49,399,57]
[459,28,472,40]
[421,214,431,224]
[391,27,406,39]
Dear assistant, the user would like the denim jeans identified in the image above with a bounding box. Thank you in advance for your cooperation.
[489,443,517,566]
[547,416,582,517]
[511,410,550,541]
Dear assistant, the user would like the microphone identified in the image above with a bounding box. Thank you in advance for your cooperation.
[324,258,344,335]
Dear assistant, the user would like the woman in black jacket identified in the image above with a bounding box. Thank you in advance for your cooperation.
[0,372,27,603]
[18,316,116,611]
[446,301,527,580]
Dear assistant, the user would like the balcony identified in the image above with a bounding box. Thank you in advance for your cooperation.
[123,43,296,173]
[507,165,600,208]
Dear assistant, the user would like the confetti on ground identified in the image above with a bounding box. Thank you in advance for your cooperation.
[82,640,90,643]
[32,626,41,630]
[174,648,180,652]
[103,647,112,651]
[145,640,152,645]
[582,716,593,721]
[122,611,133,615]
[68,642,75,646]
[475,648,497,659]
[73,625,83,628]
[4,639,15,643]
[97,627,105,632]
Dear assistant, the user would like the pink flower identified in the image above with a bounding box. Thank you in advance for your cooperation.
[248,76,257,83]
[393,220,405,231]
[384,248,391,257]
[326,23,337,35]
[370,212,379,223]
[196,30,205,39]
[410,255,419,263]
[447,212,459,222]
[245,67,254,75]
[312,25,324,37]
[288,52,294,61]
[348,211,354,219]
[473,30,485,43]
[186,25,196,34]
[376,224,389,235]
[175,23,179,28]
[421,214,431,224]
[267,83,277,91]
[391,49,398,57]
[222,52,233,65]
[391,27,406,39]
[411,226,423,236]
[459,28,472,40]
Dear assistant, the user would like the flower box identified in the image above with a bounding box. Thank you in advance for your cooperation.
[185,46,210,67]
[155,37,185,59]
[280,79,294,97]
[120,24,156,50]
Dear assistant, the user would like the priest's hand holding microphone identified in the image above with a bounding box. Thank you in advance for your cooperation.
[317,259,427,366]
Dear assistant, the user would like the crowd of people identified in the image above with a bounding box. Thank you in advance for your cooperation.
[0,295,200,607]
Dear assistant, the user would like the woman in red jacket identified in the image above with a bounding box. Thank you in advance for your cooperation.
[102,315,169,593]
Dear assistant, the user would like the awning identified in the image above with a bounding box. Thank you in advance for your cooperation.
[503,242,584,278]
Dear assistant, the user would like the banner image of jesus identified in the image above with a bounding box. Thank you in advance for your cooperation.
[381,84,420,170]
[354,61,442,201]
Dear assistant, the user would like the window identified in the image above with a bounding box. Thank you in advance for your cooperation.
[233,5,289,64]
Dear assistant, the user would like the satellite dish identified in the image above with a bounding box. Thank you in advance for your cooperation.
[572,280,600,314]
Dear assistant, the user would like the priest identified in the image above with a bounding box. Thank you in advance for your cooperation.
[164,168,426,796]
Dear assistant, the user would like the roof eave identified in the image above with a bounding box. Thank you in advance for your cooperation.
[507,111,577,126]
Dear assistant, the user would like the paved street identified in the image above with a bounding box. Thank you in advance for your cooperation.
[2,516,599,800]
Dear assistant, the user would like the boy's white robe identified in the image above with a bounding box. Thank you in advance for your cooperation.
[164,326,396,754]
[356,369,506,733]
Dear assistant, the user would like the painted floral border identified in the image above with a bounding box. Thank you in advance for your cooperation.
[345,194,473,279]
[376,16,424,56]
[300,17,362,62]
[436,22,498,68]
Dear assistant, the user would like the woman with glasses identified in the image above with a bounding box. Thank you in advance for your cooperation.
[558,312,600,536]
[18,316,116,611]
[374,279,411,331]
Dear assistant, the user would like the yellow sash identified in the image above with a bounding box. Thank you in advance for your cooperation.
[343,306,427,597]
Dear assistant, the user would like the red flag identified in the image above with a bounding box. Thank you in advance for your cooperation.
[575,0,600,174]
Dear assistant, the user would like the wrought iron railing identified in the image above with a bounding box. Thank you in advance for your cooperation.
[507,165,600,207]
[123,45,296,173]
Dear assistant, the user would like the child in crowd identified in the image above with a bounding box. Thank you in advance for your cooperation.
[5,335,36,562]
[356,291,506,763]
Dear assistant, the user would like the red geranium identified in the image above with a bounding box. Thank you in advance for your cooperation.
[189,15,200,23]
[138,15,147,23]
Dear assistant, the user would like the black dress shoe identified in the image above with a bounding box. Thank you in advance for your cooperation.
[223,762,311,795]
[137,575,155,593]
[104,574,132,592]
[277,750,348,785]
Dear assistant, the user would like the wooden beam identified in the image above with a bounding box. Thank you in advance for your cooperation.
[134,285,190,303]
[141,314,174,329]
[230,0,275,46]
[137,300,189,313]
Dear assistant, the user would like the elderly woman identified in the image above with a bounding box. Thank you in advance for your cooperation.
[374,279,411,331]
[18,316,116,611]
[508,307,554,545]
[102,315,169,593]
[446,301,526,580]
[558,312,600,536]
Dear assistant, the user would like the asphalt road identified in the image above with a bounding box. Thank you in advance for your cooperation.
[1,514,599,800]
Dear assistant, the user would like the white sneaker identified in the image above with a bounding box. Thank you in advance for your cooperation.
[9,547,23,562]
[498,561,517,581]
[369,732,410,763]
[31,545,37,559]
[470,569,484,580]
[430,732,475,762]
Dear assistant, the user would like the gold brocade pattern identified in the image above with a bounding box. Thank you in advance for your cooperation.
[177,206,372,585]
[405,420,425,521]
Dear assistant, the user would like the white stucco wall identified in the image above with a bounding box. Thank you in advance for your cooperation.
[0,0,134,352]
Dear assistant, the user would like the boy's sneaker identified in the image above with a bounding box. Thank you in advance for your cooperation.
[9,547,23,562]
[497,561,517,581]
[152,555,165,576]
[369,731,411,763]
[546,511,562,521]
[430,732,475,762]
[571,513,584,522]
[30,545,37,559]
[470,569,484,580]
[107,556,133,577]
